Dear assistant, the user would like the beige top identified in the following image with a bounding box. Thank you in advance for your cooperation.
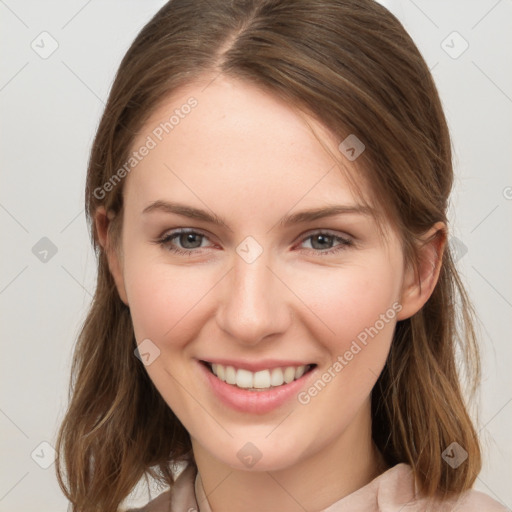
[129,462,507,512]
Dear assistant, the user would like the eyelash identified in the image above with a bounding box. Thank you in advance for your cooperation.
[154,228,353,257]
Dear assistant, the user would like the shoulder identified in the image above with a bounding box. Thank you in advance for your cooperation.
[448,487,508,512]
[373,464,508,512]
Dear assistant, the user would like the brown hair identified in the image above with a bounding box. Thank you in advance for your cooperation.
[56,1,482,510]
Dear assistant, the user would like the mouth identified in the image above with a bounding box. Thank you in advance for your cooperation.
[200,360,317,392]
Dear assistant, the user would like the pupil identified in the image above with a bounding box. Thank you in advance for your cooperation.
[312,234,332,250]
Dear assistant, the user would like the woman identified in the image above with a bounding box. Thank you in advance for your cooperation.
[56,1,507,511]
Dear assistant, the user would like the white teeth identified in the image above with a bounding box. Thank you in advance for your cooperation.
[209,363,311,390]
[295,366,306,379]
[270,368,284,386]
[253,369,271,388]
[236,369,253,388]
[216,364,225,381]
[225,365,237,385]
[283,367,296,384]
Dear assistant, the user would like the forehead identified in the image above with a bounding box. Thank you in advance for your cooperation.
[125,74,376,225]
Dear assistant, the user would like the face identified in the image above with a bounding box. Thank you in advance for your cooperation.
[105,74,418,472]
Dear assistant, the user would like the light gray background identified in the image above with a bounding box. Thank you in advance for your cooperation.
[1,1,511,510]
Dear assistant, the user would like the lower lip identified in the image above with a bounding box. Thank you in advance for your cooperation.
[196,360,317,414]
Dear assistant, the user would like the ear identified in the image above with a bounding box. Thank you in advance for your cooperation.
[396,222,446,321]
[94,206,129,306]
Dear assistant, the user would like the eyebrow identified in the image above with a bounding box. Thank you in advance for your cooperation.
[142,200,374,229]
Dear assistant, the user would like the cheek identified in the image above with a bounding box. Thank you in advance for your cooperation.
[293,256,402,340]
[289,256,402,398]
[123,252,217,347]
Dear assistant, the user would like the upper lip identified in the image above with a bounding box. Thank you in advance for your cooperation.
[199,358,315,373]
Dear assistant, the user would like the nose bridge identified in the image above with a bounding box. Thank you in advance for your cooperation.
[216,245,290,345]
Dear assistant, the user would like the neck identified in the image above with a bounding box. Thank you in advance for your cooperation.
[191,400,388,512]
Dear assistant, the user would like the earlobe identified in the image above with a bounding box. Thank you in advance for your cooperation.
[94,207,129,306]
[396,222,446,321]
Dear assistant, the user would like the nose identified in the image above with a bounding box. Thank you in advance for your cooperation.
[215,249,292,347]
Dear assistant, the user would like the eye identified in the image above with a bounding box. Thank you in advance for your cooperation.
[156,229,213,256]
[154,228,353,257]
[298,231,353,255]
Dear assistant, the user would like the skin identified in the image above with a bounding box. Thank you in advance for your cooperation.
[95,74,445,512]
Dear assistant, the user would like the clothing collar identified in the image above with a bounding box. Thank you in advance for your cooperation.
[171,462,426,512]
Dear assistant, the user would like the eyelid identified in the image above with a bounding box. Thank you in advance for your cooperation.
[159,227,215,241]
[293,228,353,244]
[158,227,218,248]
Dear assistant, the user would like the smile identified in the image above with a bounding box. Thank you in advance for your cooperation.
[197,359,318,414]
[203,361,316,391]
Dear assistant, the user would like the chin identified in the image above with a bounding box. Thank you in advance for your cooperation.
[209,436,307,473]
